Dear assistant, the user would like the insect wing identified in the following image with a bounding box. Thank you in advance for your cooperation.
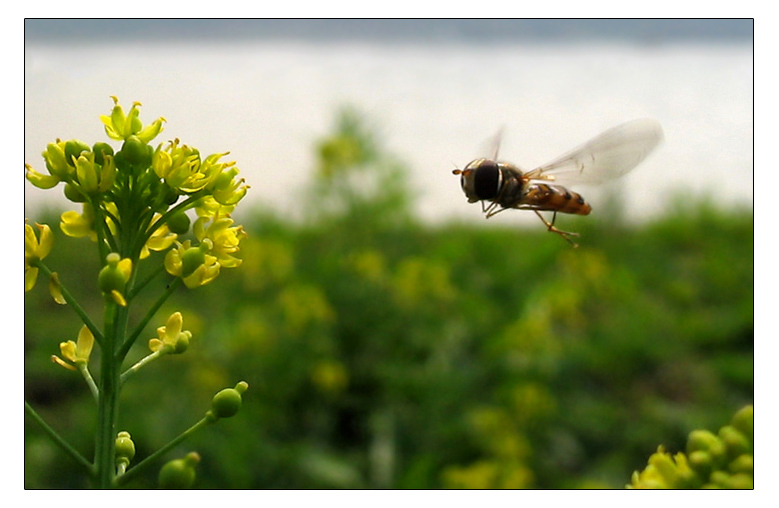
[481,127,505,161]
[525,118,663,185]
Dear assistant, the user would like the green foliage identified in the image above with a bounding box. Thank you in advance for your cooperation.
[25,108,753,489]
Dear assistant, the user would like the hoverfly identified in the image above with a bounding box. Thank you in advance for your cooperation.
[453,119,663,247]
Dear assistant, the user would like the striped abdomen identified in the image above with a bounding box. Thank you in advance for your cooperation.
[520,183,592,215]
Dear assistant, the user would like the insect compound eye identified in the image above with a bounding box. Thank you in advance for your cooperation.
[473,160,501,200]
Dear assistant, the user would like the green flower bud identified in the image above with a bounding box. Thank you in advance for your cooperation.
[181,244,207,278]
[209,381,249,420]
[92,142,114,166]
[43,142,70,179]
[121,135,152,166]
[167,212,191,235]
[64,139,90,166]
[158,452,200,489]
[162,183,179,206]
[172,331,190,354]
[113,150,131,172]
[63,182,87,202]
[718,425,751,459]
[115,431,136,467]
[98,253,129,294]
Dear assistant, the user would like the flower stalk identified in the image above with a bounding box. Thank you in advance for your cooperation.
[25,97,250,488]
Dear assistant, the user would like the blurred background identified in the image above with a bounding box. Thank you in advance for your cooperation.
[24,19,753,489]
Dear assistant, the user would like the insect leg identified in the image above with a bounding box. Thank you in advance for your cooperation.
[483,200,505,218]
[533,211,580,247]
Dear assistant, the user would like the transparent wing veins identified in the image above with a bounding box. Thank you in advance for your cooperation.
[524,118,664,186]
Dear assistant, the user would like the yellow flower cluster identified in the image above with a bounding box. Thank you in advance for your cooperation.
[628,405,753,489]
[25,97,249,290]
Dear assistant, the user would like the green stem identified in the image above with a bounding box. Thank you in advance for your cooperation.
[132,190,205,256]
[114,416,212,487]
[120,350,165,385]
[94,299,123,488]
[77,363,100,403]
[34,261,104,346]
[92,200,117,261]
[128,263,166,300]
[25,401,93,474]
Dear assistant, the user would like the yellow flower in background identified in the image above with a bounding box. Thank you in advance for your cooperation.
[310,360,348,394]
[52,325,95,371]
[100,96,165,142]
[24,221,54,291]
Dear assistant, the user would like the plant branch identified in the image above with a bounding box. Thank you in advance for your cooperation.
[120,350,165,385]
[25,401,94,474]
[34,261,104,347]
[116,277,181,361]
[114,416,212,487]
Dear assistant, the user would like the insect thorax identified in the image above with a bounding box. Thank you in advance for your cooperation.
[494,164,526,208]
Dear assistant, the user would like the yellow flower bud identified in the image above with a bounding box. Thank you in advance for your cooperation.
[43,141,71,179]
[25,164,60,189]
[75,153,99,193]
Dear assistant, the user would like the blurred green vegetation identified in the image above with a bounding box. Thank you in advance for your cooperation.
[24,108,753,489]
